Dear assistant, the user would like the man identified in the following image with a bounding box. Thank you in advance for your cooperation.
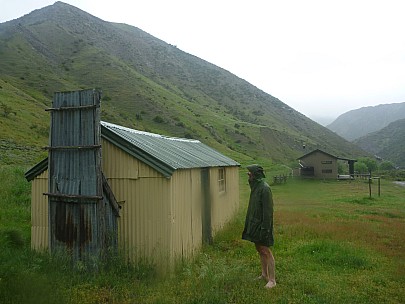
[242,164,276,289]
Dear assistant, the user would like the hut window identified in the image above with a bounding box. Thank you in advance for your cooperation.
[218,168,226,192]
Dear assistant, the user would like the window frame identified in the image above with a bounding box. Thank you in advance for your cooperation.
[218,167,226,193]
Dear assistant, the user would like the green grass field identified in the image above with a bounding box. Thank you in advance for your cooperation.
[1,166,404,303]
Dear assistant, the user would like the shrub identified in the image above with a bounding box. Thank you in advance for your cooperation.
[358,157,378,174]
[1,102,15,117]
[4,229,25,248]
[153,115,164,123]
[379,161,395,171]
[354,162,369,174]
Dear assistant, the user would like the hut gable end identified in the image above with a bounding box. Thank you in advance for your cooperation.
[298,149,338,179]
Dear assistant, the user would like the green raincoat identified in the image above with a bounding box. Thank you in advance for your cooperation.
[242,172,274,247]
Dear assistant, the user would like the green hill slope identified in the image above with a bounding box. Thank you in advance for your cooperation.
[0,1,367,167]
[353,118,405,168]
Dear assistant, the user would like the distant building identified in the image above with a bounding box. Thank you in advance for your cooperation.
[297,149,356,179]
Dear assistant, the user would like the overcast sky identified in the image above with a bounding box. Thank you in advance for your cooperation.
[1,0,404,122]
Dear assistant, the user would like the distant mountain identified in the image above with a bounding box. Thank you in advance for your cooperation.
[0,1,367,167]
[327,102,405,141]
[310,115,336,127]
[353,118,405,168]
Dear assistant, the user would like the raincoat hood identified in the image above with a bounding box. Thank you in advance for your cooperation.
[247,164,266,178]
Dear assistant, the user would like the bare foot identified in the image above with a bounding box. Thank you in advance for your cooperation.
[264,280,276,289]
[256,275,268,281]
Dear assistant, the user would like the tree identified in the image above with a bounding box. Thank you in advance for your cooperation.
[379,161,395,171]
[354,162,368,174]
[358,157,378,174]
[338,162,345,174]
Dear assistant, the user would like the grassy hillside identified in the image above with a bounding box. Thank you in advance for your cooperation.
[354,118,405,168]
[1,165,405,303]
[0,79,48,165]
[0,1,367,167]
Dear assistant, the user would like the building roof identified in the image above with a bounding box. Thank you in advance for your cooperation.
[101,121,240,177]
[25,121,240,180]
[25,158,48,181]
[298,149,338,160]
[297,148,356,162]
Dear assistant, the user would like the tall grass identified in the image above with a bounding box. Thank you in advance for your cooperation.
[1,166,404,303]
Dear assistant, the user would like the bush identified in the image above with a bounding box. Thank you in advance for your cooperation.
[4,229,25,248]
[153,115,164,123]
[354,162,368,174]
[1,102,15,117]
[379,161,395,171]
[358,157,378,173]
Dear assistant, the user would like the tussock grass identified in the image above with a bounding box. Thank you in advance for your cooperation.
[1,167,405,303]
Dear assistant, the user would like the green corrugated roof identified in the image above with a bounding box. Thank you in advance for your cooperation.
[101,121,240,177]
[25,158,48,181]
[25,121,240,180]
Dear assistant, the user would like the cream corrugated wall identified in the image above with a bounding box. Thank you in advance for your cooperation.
[210,167,240,234]
[102,140,172,265]
[170,169,203,261]
[169,167,240,261]
[31,170,48,250]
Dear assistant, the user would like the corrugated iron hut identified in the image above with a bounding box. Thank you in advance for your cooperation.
[298,149,356,179]
[41,89,119,263]
[26,93,240,269]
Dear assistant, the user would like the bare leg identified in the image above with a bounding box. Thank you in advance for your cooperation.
[265,248,276,288]
[255,244,276,288]
[255,244,269,280]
